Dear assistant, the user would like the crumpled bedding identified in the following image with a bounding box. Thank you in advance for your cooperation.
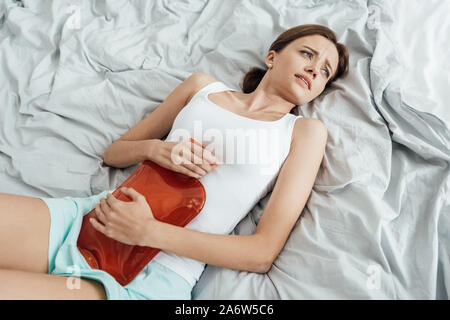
[0,0,448,299]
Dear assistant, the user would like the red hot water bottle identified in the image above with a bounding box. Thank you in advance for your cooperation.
[77,143,206,286]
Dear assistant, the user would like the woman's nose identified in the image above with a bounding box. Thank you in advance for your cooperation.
[305,66,318,79]
[305,63,319,78]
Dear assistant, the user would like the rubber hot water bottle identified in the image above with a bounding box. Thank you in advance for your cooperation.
[77,138,206,286]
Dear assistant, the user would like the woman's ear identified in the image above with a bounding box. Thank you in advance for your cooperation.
[265,51,276,69]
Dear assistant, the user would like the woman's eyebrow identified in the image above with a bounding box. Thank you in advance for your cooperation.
[302,45,334,75]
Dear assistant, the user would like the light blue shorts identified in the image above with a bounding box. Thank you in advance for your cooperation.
[39,190,193,300]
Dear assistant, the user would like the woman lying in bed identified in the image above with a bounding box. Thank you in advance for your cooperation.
[0,24,349,300]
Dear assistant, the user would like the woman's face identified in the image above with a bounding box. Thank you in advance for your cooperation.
[266,34,340,105]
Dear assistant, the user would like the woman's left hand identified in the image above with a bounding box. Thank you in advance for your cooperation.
[90,187,156,246]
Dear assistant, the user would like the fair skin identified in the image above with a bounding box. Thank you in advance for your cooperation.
[0,34,339,299]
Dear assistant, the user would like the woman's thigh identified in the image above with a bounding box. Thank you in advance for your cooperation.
[0,192,51,273]
[0,269,106,300]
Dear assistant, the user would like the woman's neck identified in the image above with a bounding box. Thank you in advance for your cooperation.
[234,82,295,116]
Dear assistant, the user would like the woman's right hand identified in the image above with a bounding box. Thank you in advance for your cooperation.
[146,139,221,179]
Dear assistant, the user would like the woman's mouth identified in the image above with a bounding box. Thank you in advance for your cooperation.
[295,74,311,90]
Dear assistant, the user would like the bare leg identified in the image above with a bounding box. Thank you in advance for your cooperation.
[0,192,107,299]
[0,269,106,300]
[0,192,51,273]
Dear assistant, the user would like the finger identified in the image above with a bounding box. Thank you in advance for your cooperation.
[179,143,200,164]
[173,148,206,175]
[199,146,220,166]
[187,147,205,167]
[121,187,144,202]
[168,155,201,178]
[106,193,119,208]
[99,198,111,213]
[171,164,202,179]
[182,160,207,176]
[179,140,220,167]
[189,138,202,147]
[204,145,223,165]
[187,140,215,165]
[90,217,107,235]
[179,144,206,173]
[207,151,222,166]
[188,143,214,172]
[192,141,221,165]
[197,161,213,173]
[94,203,108,225]
[189,139,205,161]
[185,152,209,174]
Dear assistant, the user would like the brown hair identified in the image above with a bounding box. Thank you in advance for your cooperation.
[242,24,349,94]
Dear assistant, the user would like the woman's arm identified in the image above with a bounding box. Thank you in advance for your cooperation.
[149,223,270,273]
[103,72,216,168]
[103,139,157,169]
[252,118,327,264]
[144,117,328,272]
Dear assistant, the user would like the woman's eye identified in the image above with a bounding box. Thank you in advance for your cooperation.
[322,69,330,78]
[301,51,312,59]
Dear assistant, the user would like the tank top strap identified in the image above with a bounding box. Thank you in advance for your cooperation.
[193,81,230,100]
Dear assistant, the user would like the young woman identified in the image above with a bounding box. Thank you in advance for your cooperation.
[0,24,349,299]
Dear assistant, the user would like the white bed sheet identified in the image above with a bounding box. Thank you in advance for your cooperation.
[392,0,450,126]
[0,0,448,300]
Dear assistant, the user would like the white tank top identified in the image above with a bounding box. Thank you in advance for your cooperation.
[152,81,302,286]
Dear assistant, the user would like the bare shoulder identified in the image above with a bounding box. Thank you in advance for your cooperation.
[185,72,219,104]
[290,117,328,149]
[190,72,218,86]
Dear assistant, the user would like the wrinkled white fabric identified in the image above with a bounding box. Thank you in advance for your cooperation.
[0,0,448,299]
